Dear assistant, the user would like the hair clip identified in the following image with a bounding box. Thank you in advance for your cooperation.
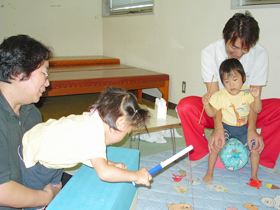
[133,109,139,117]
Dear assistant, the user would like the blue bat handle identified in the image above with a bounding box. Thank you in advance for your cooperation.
[148,164,162,175]
[133,164,162,186]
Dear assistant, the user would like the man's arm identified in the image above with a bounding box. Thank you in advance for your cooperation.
[206,81,219,95]
[208,110,226,153]
[0,180,61,208]
[205,81,226,153]
[247,86,264,153]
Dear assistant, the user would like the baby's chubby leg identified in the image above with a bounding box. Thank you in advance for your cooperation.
[203,141,223,183]
[250,150,261,182]
[203,152,218,183]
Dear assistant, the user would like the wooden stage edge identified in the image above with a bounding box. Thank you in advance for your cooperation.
[43,56,170,103]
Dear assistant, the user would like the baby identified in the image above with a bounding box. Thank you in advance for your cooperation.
[202,58,262,184]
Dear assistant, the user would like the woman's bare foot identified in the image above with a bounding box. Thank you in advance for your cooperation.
[203,170,213,183]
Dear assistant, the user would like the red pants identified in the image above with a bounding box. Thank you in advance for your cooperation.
[177,96,280,168]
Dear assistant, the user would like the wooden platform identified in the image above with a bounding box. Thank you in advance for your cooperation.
[43,56,169,102]
[49,56,120,66]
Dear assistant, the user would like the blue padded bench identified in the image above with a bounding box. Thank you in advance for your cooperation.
[48,147,139,210]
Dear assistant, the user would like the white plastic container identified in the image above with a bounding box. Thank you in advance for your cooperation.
[155,98,167,119]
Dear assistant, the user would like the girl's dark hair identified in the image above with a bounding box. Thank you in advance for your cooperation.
[90,87,149,131]
[0,34,52,83]
[222,11,259,50]
[219,58,246,85]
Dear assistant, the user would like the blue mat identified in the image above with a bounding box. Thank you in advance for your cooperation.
[48,147,139,210]
[137,148,280,210]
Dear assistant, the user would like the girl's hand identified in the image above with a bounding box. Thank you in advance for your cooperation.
[250,86,261,98]
[114,162,127,170]
[202,93,211,106]
[135,168,152,186]
[107,160,127,170]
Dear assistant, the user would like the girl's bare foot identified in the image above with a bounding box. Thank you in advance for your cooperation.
[203,170,213,183]
[251,176,263,187]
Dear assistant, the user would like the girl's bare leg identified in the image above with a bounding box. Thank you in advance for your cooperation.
[203,146,221,183]
[250,150,261,185]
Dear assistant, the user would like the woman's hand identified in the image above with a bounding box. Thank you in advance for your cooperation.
[43,182,62,204]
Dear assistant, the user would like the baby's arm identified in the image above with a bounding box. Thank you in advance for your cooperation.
[90,158,152,186]
[202,93,217,117]
[250,86,262,114]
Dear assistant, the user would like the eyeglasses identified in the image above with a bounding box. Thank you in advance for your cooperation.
[37,69,49,80]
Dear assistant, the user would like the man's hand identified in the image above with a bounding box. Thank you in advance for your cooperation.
[247,129,264,153]
[208,110,225,153]
[209,127,226,153]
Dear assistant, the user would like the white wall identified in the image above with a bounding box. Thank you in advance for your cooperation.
[1,1,279,104]
[103,0,280,103]
[0,0,103,56]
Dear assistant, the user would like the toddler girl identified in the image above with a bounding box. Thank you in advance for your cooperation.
[18,87,152,210]
[202,58,262,184]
